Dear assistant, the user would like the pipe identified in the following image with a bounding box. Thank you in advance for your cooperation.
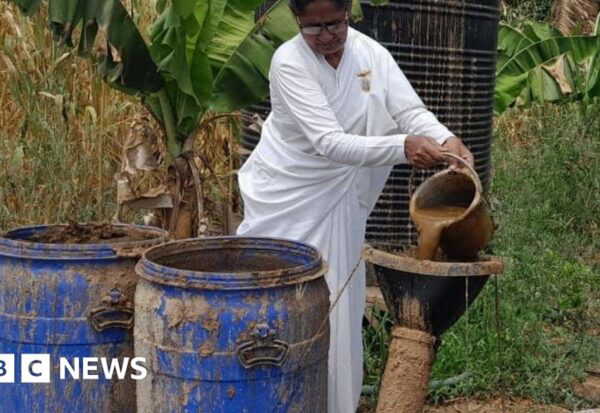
[376,326,436,413]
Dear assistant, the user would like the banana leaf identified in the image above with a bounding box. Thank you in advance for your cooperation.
[11,0,163,94]
[208,0,298,112]
[147,0,298,138]
[15,0,299,152]
[495,33,599,113]
[583,14,600,99]
[526,65,563,104]
[351,0,364,22]
[12,0,42,15]
[497,24,534,71]
[496,21,563,71]
[521,20,562,42]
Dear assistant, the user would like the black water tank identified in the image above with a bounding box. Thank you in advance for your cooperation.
[243,0,500,250]
[357,0,499,249]
[240,100,270,163]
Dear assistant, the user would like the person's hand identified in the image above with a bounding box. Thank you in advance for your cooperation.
[405,135,448,169]
[442,136,474,169]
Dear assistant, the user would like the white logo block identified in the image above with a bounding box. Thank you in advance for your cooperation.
[21,354,51,383]
[0,354,15,383]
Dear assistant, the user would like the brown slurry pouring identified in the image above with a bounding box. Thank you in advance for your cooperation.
[410,153,494,261]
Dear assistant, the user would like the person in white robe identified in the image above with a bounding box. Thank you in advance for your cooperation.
[236,0,474,412]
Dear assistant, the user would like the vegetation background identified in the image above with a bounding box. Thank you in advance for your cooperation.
[1,0,599,411]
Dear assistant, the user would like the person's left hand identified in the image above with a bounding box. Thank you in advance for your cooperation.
[442,136,474,169]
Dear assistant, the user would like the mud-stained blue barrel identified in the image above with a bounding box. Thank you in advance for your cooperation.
[0,224,167,412]
[135,237,330,413]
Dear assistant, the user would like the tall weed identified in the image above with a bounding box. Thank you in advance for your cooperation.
[0,2,142,231]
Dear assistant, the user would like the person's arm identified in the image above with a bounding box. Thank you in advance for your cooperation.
[271,58,408,167]
[384,52,474,167]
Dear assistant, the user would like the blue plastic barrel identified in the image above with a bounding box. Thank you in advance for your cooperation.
[135,237,330,413]
[0,224,167,412]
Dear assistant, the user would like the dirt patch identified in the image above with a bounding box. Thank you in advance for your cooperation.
[573,374,600,403]
[359,397,571,413]
[424,398,569,413]
[163,295,210,329]
[23,222,155,244]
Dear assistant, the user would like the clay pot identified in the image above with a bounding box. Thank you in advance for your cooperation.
[409,153,494,260]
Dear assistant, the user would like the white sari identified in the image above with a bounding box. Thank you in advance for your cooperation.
[237,28,452,413]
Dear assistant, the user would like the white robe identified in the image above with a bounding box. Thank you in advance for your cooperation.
[237,28,452,413]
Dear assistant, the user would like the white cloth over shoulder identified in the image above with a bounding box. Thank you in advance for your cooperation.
[237,28,452,413]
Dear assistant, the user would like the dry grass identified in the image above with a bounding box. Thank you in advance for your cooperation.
[0,1,239,233]
[491,103,586,150]
[194,113,242,221]
[493,105,552,149]
[0,2,127,231]
[551,0,600,35]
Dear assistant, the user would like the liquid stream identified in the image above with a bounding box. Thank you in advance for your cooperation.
[411,205,468,260]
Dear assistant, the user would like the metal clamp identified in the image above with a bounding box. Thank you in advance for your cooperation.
[89,288,134,332]
[236,323,289,369]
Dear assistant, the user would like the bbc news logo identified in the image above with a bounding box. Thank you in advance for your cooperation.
[0,354,147,383]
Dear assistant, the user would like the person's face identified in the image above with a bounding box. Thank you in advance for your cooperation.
[295,0,348,57]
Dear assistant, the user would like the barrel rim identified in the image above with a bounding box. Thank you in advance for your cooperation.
[0,224,168,260]
[137,236,327,290]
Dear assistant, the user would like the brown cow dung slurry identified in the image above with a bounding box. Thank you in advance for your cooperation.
[23,222,157,244]
[411,205,468,260]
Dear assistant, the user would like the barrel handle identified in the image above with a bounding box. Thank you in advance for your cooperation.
[89,288,134,332]
[236,323,289,369]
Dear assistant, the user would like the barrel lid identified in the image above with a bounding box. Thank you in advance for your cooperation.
[0,224,168,260]
[137,236,326,290]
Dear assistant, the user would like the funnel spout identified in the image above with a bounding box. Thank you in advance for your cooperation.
[376,327,436,413]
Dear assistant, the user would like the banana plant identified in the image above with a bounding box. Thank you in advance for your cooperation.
[10,0,299,237]
[12,0,164,93]
[495,17,600,114]
[145,0,298,157]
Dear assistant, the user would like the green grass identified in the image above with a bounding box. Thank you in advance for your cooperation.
[363,102,600,409]
[362,309,393,409]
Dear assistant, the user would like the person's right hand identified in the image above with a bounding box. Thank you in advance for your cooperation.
[404,135,448,169]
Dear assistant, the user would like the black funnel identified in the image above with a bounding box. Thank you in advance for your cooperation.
[364,246,504,337]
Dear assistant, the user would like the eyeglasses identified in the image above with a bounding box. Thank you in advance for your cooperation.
[297,16,348,36]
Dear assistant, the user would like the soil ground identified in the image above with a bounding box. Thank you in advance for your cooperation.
[358,397,576,412]
[424,398,570,412]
